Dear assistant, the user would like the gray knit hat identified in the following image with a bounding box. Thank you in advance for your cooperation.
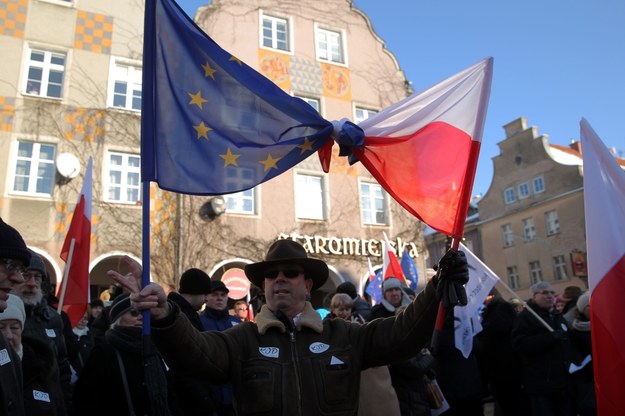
[0,294,26,328]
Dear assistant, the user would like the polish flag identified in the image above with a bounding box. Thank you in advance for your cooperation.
[580,118,625,416]
[355,58,493,237]
[57,157,93,327]
[382,233,405,283]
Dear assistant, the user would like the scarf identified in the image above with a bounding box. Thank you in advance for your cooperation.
[73,326,89,338]
[106,326,171,416]
[572,318,591,332]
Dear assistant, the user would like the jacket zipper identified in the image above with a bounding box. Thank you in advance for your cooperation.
[290,330,303,416]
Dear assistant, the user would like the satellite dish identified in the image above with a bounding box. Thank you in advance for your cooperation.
[56,153,81,179]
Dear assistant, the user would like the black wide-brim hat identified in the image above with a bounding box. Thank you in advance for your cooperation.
[244,239,328,291]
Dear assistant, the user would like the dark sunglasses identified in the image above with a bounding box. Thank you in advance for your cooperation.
[264,268,303,279]
[128,309,141,317]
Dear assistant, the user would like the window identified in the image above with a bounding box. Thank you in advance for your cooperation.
[507,266,520,289]
[315,26,345,64]
[295,173,325,220]
[12,141,56,196]
[360,182,388,225]
[518,182,530,199]
[296,95,320,113]
[105,152,140,203]
[552,255,568,281]
[261,14,290,52]
[225,189,256,215]
[354,107,377,124]
[23,48,66,98]
[522,217,536,242]
[545,210,560,236]
[501,224,514,247]
[529,261,542,285]
[533,176,545,193]
[504,187,516,204]
[109,61,142,111]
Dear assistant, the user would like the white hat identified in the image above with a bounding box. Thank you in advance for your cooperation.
[0,294,26,328]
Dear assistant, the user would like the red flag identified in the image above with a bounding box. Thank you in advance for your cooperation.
[353,58,492,237]
[382,233,405,283]
[581,118,625,416]
[58,157,93,327]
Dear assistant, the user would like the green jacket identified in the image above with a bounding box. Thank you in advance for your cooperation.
[152,281,438,416]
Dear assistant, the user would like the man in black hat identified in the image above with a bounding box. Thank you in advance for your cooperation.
[112,239,469,416]
[0,217,31,416]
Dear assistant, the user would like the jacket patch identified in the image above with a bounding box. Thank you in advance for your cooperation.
[0,348,11,366]
[33,390,51,402]
[309,342,330,354]
[45,328,57,338]
[259,346,279,358]
[330,356,344,365]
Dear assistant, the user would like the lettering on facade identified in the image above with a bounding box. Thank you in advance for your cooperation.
[278,233,419,259]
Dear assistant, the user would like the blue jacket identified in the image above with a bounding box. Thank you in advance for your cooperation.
[200,308,241,332]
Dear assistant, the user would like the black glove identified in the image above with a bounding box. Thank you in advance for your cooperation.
[434,249,469,308]
[553,330,569,342]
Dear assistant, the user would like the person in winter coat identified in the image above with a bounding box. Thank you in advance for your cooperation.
[511,281,574,416]
[70,311,93,378]
[335,281,371,321]
[568,292,596,416]
[72,293,180,416]
[111,240,470,416]
[368,277,411,320]
[0,294,66,415]
[0,218,30,416]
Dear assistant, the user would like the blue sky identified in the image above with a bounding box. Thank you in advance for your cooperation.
[176,0,625,196]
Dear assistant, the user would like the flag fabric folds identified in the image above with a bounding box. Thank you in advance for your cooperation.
[365,258,383,304]
[348,58,493,237]
[400,249,419,291]
[454,242,499,358]
[580,118,625,416]
[382,233,405,283]
[141,0,334,195]
[58,157,93,327]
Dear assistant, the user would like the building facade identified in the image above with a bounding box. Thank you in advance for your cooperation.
[1,0,430,307]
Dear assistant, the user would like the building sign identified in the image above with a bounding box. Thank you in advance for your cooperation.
[221,267,251,300]
[278,233,419,258]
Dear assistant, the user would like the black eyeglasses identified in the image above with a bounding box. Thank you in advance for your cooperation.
[1,258,27,276]
[264,268,303,279]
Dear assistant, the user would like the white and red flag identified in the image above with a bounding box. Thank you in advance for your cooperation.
[581,118,625,416]
[382,233,405,283]
[57,157,93,327]
[352,58,493,238]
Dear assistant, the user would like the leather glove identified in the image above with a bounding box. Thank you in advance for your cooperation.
[434,249,469,308]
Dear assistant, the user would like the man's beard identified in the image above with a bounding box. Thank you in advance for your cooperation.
[21,289,43,306]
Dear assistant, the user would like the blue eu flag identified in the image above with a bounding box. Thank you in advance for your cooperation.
[141,0,334,195]
[365,271,384,304]
[400,249,419,291]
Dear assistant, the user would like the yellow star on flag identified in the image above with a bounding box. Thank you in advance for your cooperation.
[220,147,240,167]
[193,122,212,140]
[229,55,242,65]
[202,62,216,80]
[259,154,281,172]
[188,91,208,109]
[298,137,314,154]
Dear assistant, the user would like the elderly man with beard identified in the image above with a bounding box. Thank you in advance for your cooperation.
[110,239,470,416]
[12,250,72,409]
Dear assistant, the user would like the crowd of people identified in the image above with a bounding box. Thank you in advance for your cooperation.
[0,217,595,416]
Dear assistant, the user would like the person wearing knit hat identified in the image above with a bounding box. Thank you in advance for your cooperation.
[108,293,142,327]
[369,277,412,320]
[576,292,590,315]
[336,281,371,321]
[0,294,26,355]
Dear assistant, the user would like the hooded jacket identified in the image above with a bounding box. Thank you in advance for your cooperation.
[152,280,438,416]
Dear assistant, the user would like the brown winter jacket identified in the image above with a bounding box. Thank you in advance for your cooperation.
[151,280,438,416]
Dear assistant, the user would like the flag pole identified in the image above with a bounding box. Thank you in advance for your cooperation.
[57,238,76,313]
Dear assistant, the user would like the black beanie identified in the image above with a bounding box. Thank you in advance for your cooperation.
[336,281,357,299]
[0,218,31,266]
[179,268,212,294]
[27,249,47,275]
[109,293,132,323]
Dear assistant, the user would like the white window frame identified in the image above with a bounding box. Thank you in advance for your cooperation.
[224,188,257,215]
[22,47,66,99]
[504,187,516,204]
[104,151,141,204]
[522,217,536,242]
[295,95,321,114]
[545,210,560,236]
[360,181,389,226]
[10,140,56,197]
[529,261,542,285]
[501,223,514,248]
[295,172,326,220]
[260,12,292,53]
[108,59,142,112]
[314,24,347,65]
[507,266,520,289]
[552,255,568,281]
[533,176,545,193]
[354,107,377,124]
[518,182,530,199]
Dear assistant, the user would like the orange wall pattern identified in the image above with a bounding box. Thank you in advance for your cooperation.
[0,0,27,39]
[0,96,15,132]
[74,10,113,54]
[64,107,105,143]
